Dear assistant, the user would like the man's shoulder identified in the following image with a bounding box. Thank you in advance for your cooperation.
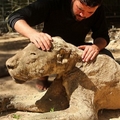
[93,4,105,17]
[96,4,104,12]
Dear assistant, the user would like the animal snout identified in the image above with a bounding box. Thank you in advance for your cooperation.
[6,58,17,70]
[6,64,14,69]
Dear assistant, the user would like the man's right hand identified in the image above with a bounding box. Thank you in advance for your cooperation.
[14,20,52,51]
[29,32,53,50]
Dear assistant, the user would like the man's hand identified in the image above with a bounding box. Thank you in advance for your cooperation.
[29,32,53,50]
[14,20,53,51]
[78,45,100,62]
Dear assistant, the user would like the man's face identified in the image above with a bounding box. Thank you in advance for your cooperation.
[71,0,99,21]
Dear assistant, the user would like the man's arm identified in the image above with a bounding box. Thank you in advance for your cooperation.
[7,0,54,50]
[93,37,107,50]
[14,19,52,50]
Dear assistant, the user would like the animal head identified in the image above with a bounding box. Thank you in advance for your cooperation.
[6,37,82,83]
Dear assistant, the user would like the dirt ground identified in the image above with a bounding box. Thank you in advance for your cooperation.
[0,33,120,120]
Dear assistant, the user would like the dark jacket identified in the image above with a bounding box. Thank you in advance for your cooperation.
[8,0,110,46]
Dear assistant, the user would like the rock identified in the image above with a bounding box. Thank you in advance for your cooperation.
[109,28,120,40]
[3,36,120,120]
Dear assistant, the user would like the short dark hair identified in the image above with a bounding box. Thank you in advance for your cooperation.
[80,0,103,7]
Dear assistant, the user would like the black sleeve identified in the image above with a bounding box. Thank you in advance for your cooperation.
[7,0,60,29]
[91,5,110,45]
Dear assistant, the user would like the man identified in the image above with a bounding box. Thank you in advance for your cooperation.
[8,0,113,91]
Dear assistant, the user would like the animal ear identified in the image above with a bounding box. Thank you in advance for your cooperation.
[57,48,71,64]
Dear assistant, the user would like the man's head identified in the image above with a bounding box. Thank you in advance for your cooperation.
[72,0,102,21]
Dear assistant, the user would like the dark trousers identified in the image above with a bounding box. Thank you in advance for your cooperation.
[99,48,114,59]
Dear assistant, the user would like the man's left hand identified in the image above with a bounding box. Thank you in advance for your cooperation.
[78,45,100,62]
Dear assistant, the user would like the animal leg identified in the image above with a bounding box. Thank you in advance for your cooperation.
[35,77,69,112]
